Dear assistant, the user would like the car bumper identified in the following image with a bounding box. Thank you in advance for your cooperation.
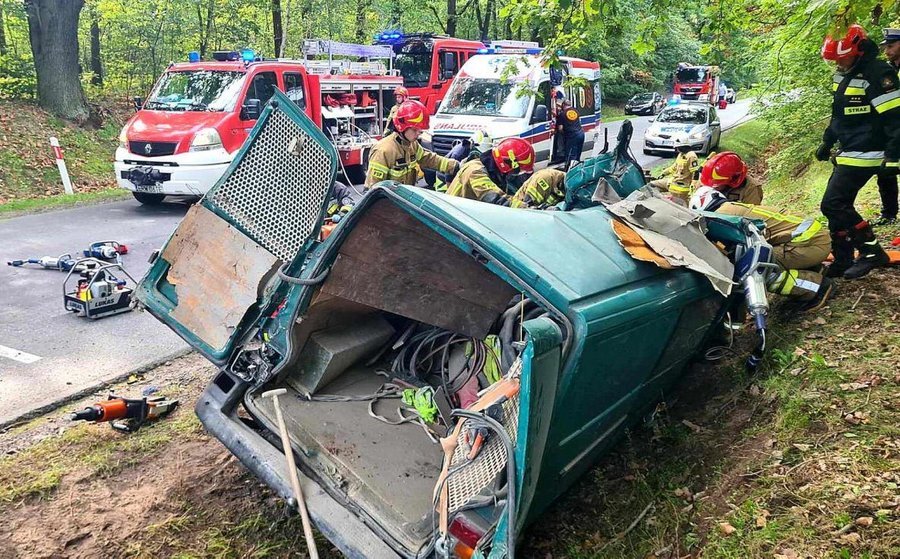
[195,371,402,559]
[644,137,708,152]
[114,148,232,196]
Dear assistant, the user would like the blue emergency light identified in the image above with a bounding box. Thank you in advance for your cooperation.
[374,30,404,44]
[241,48,256,62]
[188,51,201,63]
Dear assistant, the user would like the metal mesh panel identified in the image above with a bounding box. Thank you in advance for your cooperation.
[446,390,520,514]
[209,108,334,262]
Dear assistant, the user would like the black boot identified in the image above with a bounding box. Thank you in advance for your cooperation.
[798,277,837,312]
[844,223,890,279]
[825,231,854,278]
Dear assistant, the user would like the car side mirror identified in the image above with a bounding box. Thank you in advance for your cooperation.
[441,52,457,80]
[531,105,548,123]
[133,96,143,111]
[241,98,262,120]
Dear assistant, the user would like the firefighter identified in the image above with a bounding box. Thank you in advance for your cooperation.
[876,27,900,225]
[817,24,899,279]
[445,137,533,207]
[365,100,459,189]
[698,151,764,204]
[383,86,409,134]
[434,130,493,192]
[691,187,835,311]
[554,91,585,169]
[648,134,699,203]
[513,168,566,208]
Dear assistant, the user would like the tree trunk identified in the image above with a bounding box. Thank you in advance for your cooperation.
[25,0,90,123]
[355,0,371,44]
[446,0,457,37]
[197,0,215,58]
[0,1,7,55]
[272,0,283,57]
[89,8,102,86]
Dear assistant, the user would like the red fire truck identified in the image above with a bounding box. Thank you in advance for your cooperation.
[374,32,485,113]
[672,63,721,105]
[115,42,402,204]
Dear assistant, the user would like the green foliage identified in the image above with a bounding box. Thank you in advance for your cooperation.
[0,54,36,98]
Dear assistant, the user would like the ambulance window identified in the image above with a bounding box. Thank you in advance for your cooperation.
[246,72,278,106]
[283,72,306,109]
[577,85,594,116]
[538,81,552,108]
[593,81,602,111]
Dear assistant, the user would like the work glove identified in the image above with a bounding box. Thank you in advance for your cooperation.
[881,159,900,177]
[815,143,832,162]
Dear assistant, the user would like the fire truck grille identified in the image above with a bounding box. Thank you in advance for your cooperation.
[207,107,335,262]
[129,141,177,157]
[431,133,466,157]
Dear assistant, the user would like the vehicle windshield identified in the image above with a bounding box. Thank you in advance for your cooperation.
[395,41,434,88]
[632,93,655,102]
[144,70,245,112]
[676,67,707,83]
[439,77,530,118]
[657,106,707,124]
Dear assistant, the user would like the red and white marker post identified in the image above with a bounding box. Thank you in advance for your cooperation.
[49,136,74,195]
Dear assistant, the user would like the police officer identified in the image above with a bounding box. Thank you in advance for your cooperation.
[817,24,898,279]
[555,91,585,170]
[876,27,900,225]
[699,151,764,204]
[648,134,699,203]
[365,100,459,189]
[513,168,567,208]
[691,187,835,312]
[446,137,533,207]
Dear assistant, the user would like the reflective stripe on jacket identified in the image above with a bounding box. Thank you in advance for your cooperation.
[365,133,459,189]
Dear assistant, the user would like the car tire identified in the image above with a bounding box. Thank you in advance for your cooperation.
[132,192,165,205]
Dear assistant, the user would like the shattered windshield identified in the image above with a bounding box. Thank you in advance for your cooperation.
[657,107,707,124]
[676,67,707,83]
[439,77,530,118]
[145,71,246,112]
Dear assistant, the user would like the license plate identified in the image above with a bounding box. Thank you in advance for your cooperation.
[135,183,163,193]
[659,140,672,146]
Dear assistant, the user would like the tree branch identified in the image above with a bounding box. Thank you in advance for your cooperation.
[428,5,446,33]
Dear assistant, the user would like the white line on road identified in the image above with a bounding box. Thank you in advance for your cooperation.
[0,344,42,364]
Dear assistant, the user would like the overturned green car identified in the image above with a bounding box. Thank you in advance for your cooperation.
[136,90,771,558]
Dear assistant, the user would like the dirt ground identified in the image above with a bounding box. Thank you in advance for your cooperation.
[1,268,898,558]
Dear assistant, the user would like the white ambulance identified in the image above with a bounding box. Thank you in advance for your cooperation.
[427,43,602,167]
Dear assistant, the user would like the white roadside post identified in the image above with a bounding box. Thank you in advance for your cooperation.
[49,137,74,195]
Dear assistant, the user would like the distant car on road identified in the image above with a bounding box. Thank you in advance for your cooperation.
[725,87,736,104]
[625,92,666,115]
[643,102,721,156]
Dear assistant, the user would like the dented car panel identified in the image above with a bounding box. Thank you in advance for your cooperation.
[140,96,731,558]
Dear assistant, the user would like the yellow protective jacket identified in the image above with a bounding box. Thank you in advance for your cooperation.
[446,159,523,207]
[716,202,827,247]
[725,176,764,205]
[365,133,459,189]
[513,169,566,208]
[660,151,700,197]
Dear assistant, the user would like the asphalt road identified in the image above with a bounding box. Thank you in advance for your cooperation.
[0,98,753,426]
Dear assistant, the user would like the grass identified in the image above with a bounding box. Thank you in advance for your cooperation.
[603,103,627,122]
[0,98,123,211]
[0,189,130,215]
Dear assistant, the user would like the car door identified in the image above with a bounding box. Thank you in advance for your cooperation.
[135,89,338,365]
[709,106,721,145]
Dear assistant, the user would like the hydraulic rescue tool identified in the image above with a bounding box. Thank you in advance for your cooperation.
[70,395,179,433]
[7,253,81,272]
[63,258,136,319]
[734,221,776,371]
[83,240,129,263]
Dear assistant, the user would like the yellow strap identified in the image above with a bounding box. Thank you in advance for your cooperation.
[875,96,900,113]
[835,155,883,167]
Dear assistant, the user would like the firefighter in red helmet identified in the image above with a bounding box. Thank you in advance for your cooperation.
[366,100,459,189]
[446,137,533,207]
[698,151,764,204]
[818,24,899,279]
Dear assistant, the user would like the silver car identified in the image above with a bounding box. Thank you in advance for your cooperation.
[643,102,721,156]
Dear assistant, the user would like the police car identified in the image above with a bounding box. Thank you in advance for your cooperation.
[643,100,721,156]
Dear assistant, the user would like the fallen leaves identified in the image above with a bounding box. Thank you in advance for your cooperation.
[854,516,873,527]
[717,522,736,536]
[755,509,770,528]
[842,411,870,425]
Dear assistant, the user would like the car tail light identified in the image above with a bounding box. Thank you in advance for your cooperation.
[449,514,487,558]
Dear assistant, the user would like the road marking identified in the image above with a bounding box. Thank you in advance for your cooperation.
[0,344,42,364]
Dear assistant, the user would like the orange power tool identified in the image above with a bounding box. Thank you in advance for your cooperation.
[70,395,178,433]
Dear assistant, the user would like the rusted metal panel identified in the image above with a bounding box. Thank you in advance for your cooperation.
[322,199,516,338]
[162,204,278,350]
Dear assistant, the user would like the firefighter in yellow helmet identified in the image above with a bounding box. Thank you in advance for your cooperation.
[365,100,459,189]
[648,134,700,203]
[383,86,409,135]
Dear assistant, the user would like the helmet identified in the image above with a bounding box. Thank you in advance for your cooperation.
[471,129,493,153]
[822,24,867,63]
[393,100,430,133]
[690,186,727,212]
[492,137,535,174]
[700,151,748,190]
[394,86,409,99]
